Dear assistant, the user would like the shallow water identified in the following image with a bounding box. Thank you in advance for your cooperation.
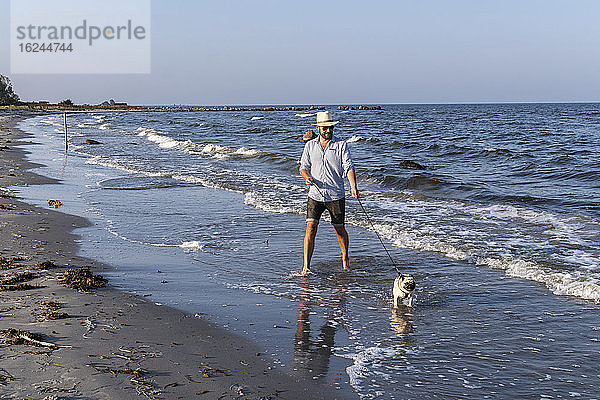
[12,105,600,399]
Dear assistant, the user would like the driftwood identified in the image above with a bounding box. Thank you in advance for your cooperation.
[1,328,58,348]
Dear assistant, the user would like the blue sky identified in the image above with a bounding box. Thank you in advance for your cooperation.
[1,0,600,105]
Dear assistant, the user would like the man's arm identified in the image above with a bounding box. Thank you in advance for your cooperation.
[299,142,313,186]
[300,168,313,186]
[347,168,359,199]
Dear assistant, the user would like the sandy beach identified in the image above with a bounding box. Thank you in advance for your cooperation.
[0,112,347,399]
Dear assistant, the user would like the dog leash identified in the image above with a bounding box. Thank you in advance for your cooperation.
[356,196,402,275]
[310,181,402,275]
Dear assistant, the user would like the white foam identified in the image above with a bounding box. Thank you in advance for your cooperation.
[135,126,191,150]
[179,241,204,250]
[362,213,600,302]
[200,143,229,154]
[295,113,314,118]
[335,346,398,398]
[243,191,302,215]
[250,116,264,120]
[234,147,262,157]
[479,257,600,301]
[347,135,366,143]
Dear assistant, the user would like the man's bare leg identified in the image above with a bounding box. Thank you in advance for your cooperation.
[333,224,350,271]
[302,221,318,275]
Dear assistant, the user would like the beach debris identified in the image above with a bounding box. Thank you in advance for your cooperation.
[1,271,36,284]
[38,300,62,310]
[0,368,14,385]
[84,139,102,145]
[0,271,41,292]
[0,191,16,199]
[38,311,70,322]
[87,363,159,397]
[0,256,23,270]
[0,282,40,292]
[230,384,250,396]
[36,300,70,321]
[47,199,63,208]
[35,260,61,270]
[199,365,231,378]
[1,328,57,348]
[58,267,107,292]
[87,363,146,378]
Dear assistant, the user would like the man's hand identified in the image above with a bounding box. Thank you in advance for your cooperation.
[348,169,359,199]
[300,169,313,186]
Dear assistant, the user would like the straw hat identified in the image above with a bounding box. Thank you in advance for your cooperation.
[315,111,339,127]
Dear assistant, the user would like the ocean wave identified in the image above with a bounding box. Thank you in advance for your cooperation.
[480,257,600,301]
[135,127,192,150]
[357,212,600,302]
[347,135,366,143]
[295,113,315,118]
[347,135,380,144]
[250,116,264,120]
[179,241,204,251]
[234,147,263,157]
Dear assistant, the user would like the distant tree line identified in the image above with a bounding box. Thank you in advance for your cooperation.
[0,75,20,105]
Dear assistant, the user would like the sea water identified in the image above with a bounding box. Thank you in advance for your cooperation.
[13,104,600,399]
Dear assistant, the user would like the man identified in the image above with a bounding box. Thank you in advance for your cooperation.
[299,111,359,276]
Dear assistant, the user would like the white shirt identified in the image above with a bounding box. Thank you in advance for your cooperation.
[299,135,354,201]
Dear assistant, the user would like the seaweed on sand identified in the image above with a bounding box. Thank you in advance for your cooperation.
[0,271,41,292]
[0,368,14,385]
[59,268,107,292]
[0,328,57,348]
[38,311,70,322]
[0,283,39,292]
[47,199,63,208]
[38,300,62,310]
[37,300,69,321]
[34,260,60,270]
[0,256,24,270]
[1,271,36,285]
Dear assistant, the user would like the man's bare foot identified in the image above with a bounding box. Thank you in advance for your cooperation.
[301,267,310,276]
[342,265,350,272]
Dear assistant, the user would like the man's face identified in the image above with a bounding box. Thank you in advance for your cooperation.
[319,125,333,140]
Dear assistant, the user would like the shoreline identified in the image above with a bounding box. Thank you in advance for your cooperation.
[0,112,349,399]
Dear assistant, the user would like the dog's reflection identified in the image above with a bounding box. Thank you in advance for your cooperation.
[292,278,346,381]
[390,306,414,336]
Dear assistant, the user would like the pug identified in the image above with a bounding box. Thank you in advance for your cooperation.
[393,275,416,308]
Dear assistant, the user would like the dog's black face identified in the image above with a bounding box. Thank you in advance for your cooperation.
[402,277,416,292]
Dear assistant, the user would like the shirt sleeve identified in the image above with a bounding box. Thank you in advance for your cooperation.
[299,142,311,172]
[341,141,354,177]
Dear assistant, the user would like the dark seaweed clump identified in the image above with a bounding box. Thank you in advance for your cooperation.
[34,260,60,270]
[59,268,107,291]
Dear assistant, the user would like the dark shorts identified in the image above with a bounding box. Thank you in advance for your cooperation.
[306,197,345,226]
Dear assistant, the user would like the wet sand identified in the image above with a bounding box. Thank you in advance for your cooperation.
[0,112,348,399]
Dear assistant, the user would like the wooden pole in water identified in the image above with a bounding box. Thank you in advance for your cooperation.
[63,112,68,152]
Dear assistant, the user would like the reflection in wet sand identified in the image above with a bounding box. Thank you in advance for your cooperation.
[292,278,346,381]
